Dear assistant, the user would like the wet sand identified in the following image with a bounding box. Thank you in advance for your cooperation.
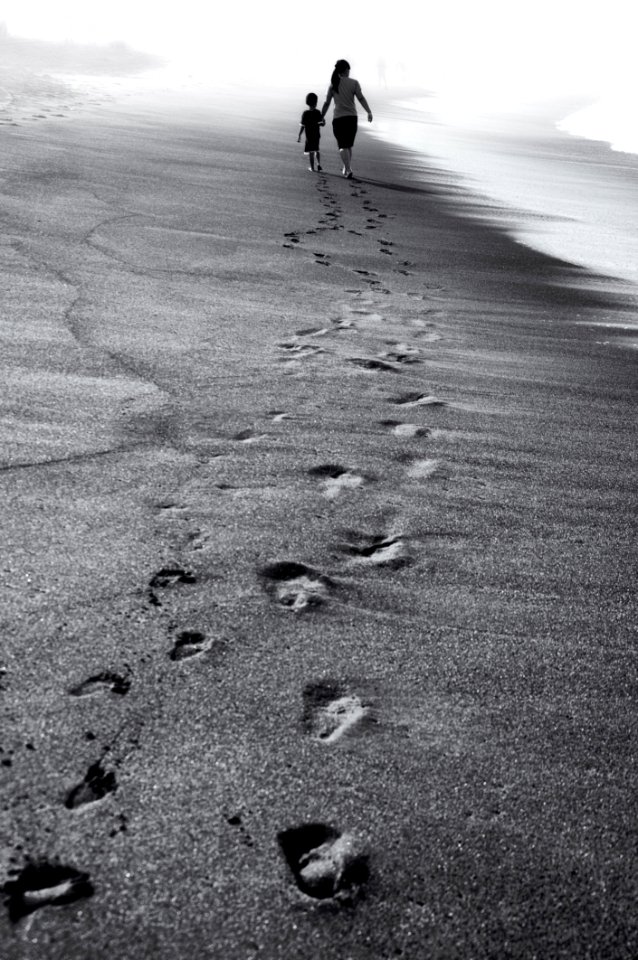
[1,89,637,958]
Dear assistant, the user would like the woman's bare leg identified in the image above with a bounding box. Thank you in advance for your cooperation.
[339,146,353,175]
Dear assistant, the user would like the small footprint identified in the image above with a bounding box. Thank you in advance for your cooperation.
[294,326,329,337]
[232,429,264,442]
[65,761,117,810]
[342,533,410,568]
[148,568,196,606]
[278,342,325,359]
[3,863,94,923]
[332,318,357,331]
[277,824,368,901]
[379,420,430,438]
[303,681,371,743]
[380,348,421,365]
[269,410,291,422]
[346,358,398,373]
[389,392,445,408]
[69,672,131,697]
[169,630,208,661]
[308,464,365,500]
[406,458,440,479]
[260,561,333,612]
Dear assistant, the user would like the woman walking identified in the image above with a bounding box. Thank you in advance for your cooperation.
[321,59,373,179]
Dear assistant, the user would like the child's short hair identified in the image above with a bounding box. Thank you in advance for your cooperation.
[305,92,318,107]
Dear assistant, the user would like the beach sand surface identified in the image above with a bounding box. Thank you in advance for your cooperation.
[1,89,637,959]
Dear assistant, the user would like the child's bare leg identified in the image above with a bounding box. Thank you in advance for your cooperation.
[316,150,322,171]
[308,151,315,171]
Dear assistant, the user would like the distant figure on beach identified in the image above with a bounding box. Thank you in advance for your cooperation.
[297,93,325,172]
[377,56,387,89]
[321,59,373,179]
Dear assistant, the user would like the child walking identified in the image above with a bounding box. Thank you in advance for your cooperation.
[298,93,325,172]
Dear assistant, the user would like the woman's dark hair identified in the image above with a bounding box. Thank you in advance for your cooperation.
[305,92,318,107]
[331,59,350,92]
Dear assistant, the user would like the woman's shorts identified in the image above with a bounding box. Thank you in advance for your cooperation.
[332,116,358,149]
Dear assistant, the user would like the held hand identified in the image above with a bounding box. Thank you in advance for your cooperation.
[367,113,373,123]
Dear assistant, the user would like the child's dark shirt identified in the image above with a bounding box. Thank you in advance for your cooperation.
[300,108,323,151]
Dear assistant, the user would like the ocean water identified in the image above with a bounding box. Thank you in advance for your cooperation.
[370,95,638,298]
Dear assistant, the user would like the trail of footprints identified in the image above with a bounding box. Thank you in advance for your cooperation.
[4,177,451,927]
[271,178,454,902]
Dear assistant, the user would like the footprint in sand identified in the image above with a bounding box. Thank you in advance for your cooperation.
[170,631,228,664]
[169,630,208,661]
[69,672,131,697]
[268,410,291,422]
[148,567,196,606]
[308,464,365,500]
[260,561,333,612]
[348,309,385,322]
[341,532,411,568]
[379,420,430,438]
[232,428,266,442]
[65,761,117,810]
[294,326,329,337]
[406,458,440,479]
[345,357,398,373]
[380,343,422,365]
[389,392,446,408]
[277,824,368,901]
[278,342,325,359]
[3,863,94,923]
[331,317,357,331]
[303,680,372,743]
[313,252,330,267]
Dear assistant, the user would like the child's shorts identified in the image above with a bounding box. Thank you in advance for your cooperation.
[304,134,320,153]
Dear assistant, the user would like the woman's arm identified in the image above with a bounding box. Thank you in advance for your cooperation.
[355,85,373,122]
[320,87,333,119]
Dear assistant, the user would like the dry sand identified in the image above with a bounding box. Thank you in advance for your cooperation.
[1,88,637,959]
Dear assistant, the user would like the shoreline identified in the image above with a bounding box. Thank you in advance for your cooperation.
[369,89,638,296]
[1,91,637,958]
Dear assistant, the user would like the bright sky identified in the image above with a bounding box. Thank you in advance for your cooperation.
[3,1,634,105]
